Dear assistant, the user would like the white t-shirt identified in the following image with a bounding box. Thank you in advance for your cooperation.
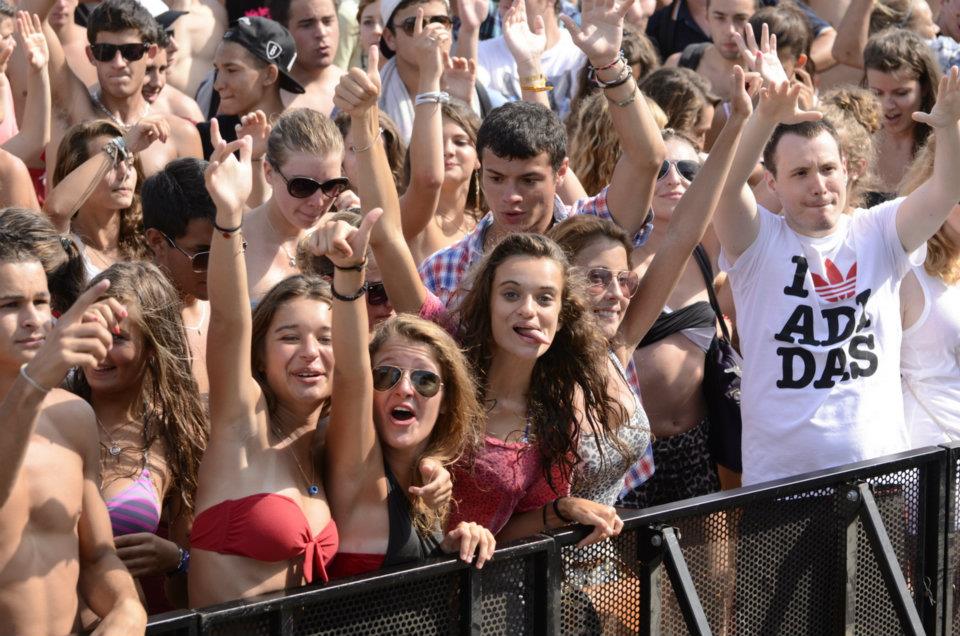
[901,264,960,447]
[476,28,585,119]
[720,200,924,486]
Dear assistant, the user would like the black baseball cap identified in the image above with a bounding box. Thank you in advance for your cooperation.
[155,10,187,30]
[223,16,305,94]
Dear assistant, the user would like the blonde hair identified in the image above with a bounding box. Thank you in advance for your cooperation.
[898,138,960,283]
[369,315,483,535]
[267,108,344,168]
[818,86,882,209]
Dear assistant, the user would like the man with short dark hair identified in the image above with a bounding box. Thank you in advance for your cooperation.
[419,0,665,306]
[141,157,214,398]
[32,0,203,177]
[715,60,960,485]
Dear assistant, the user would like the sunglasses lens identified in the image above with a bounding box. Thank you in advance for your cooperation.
[677,161,700,181]
[411,370,442,397]
[91,44,115,62]
[192,251,210,272]
[288,177,322,199]
[586,268,612,290]
[320,178,349,198]
[430,15,453,27]
[123,43,147,60]
[372,366,402,391]
[618,272,640,297]
[366,283,389,306]
[657,160,670,181]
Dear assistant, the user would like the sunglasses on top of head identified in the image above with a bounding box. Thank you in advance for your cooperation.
[582,267,641,298]
[372,366,443,397]
[90,42,150,62]
[657,159,701,182]
[396,14,453,36]
[269,161,350,199]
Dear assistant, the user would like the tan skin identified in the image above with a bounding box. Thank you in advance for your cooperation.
[41,24,203,178]
[281,0,346,115]
[0,269,145,636]
[867,68,925,190]
[162,0,227,97]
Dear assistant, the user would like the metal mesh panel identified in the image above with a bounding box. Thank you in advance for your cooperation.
[953,453,960,635]
[478,552,538,634]
[203,572,462,636]
[558,529,641,635]
[853,470,920,636]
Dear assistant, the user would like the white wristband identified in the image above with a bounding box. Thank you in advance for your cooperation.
[414,91,451,106]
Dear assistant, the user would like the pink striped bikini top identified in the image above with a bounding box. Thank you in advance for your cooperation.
[106,467,162,537]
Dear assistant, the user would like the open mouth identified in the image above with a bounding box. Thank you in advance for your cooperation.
[390,406,416,424]
[593,308,620,320]
[514,326,549,345]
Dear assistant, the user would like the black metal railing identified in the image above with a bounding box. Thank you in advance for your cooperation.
[146,444,960,635]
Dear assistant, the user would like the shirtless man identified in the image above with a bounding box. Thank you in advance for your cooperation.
[46,0,96,86]
[163,0,227,98]
[270,0,346,114]
[142,31,205,122]
[38,0,202,177]
[0,245,146,635]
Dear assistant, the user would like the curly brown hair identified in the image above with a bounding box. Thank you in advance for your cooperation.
[370,315,484,535]
[68,261,208,515]
[819,86,882,209]
[454,233,624,485]
[51,120,147,260]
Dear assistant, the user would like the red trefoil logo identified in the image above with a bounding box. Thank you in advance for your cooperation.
[811,259,857,302]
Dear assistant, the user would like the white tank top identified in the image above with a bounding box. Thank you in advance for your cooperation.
[901,265,960,446]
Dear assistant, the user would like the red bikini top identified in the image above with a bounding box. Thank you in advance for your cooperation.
[191,493,339,584]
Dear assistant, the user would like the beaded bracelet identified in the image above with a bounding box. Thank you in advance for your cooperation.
[590,63,631,89]
[334,258,367,272]
[608,84,640,107]
[331,281,366,302]
[593,51,625,71]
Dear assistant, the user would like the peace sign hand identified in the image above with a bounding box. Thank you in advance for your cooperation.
[204,118,253,215]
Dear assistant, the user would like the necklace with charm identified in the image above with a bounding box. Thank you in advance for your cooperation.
[92,89,150,130]
[271,423,320,496]
[265,211,299,268]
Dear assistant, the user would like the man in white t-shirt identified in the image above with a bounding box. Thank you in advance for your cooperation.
[715,71,960,486]
[475,0,584,117]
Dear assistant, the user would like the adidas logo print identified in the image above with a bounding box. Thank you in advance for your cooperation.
[811,259,857,302]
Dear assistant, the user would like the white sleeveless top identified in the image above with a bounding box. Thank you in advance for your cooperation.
[901,265,960,446]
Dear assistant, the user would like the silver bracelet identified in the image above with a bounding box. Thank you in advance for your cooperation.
[351,127,385,154]
[101,136,128,164]
[414,91,450,106]
[19,364,51,394]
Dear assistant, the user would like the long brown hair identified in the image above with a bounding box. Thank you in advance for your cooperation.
[251,274,333,416]
[455,233,623,484]
[51,120,147,260]
[370,315,484,534]
[898,138,960,283]
[68,261,208,515]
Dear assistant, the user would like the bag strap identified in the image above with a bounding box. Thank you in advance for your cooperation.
[903,377,955,438]
[692,244,732,342]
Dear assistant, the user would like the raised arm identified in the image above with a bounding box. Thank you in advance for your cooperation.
[316,211,384,517]
[2,13,50,164]
[831,0,871,69]
[0,149,40,210]
[336,46,429,315]
[615,67,756,361]
[203,126,263,431]
[562,0,665,237]
[452,0,485,65]
[0,281,119,507]
[43,117,168,232]
[898,67,960,251]
[39,13,92,117]
[397,10,446,241]
[502,0,550,110]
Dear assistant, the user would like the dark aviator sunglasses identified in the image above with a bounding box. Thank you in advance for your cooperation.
[396,14,453,35]
[372,366,443,397]
[658,159,700,182]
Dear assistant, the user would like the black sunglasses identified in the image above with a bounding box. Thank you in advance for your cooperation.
[270,162,350,199]
[90,42,150,62]
[658,159,700,182]
[582,267,640,298]
[365,281,389,306]
[396,14,453,36]
[162,232,245,272]
[372,366,443,397]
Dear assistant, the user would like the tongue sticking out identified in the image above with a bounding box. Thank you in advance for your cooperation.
[514,326,551,345]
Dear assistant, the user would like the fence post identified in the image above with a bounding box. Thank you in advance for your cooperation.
[459,567,482,635]
[918,449,949,635]
[840,484,860,635]
[638,526,662,636]
[943,444,959,636]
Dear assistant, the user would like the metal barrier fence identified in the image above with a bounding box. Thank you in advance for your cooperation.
[147,445,960,635]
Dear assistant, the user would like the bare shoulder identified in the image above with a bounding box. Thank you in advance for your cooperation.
[167,89,205,122]
[38,389,97,456]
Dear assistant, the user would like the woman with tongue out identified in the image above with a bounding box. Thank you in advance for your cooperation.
[308,209,496,579]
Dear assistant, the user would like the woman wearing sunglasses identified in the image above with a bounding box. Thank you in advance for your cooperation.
[619,127,740,506]
[304,210,494,579]
[45,117,168,279]
[66,262,207,614]
[242,108,351,304]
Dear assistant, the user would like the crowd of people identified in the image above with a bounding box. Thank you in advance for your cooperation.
[2,0,960,631]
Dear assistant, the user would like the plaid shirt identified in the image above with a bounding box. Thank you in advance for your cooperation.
[621,357,656,493]
[419,187,653,306]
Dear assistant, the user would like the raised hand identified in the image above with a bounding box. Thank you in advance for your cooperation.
[411,7,451,82]
[729,65,761,121]
[22,280,124,391]
[204,118,253,213]
[502,0,546,70]
[409,457,453,510]
[440,521,496,568]
[334,45,382,119]
[560,0,633,67]
[756,78,822,125]
[123,115,170,154]
[734,22,788,87]
[16,12,47,71]
[457,0,489,31]
[442,53,476,103]
[914,66,960,128]
[306,207,384,268]
[235,110,271,160]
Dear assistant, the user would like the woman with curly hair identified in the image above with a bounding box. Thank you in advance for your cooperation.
[67,261,207,612]
[818,86,883,210]
[898,139,960,445]
[44,118,167,278]
[640,67,719,150]
[863,28,941,190]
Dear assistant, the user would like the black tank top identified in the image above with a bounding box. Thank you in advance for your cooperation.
[382,463,442,567]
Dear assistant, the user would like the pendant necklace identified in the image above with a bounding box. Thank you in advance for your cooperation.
[266,211,298,268]
[92,88,150,130]
[272,424,320,496]
[96,416,123,459]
